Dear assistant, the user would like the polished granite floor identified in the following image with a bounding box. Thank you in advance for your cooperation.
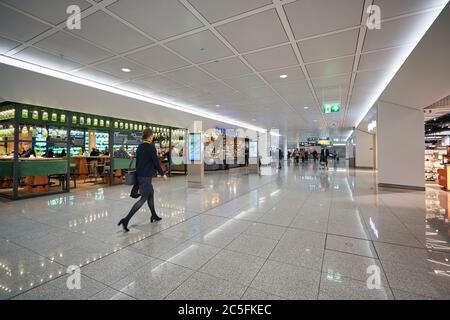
[0,161,449,300]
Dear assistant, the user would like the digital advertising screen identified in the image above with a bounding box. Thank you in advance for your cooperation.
[188,133,201,161]
[249,141,258,158]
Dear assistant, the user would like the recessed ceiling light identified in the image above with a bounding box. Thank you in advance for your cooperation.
[279,74,287,79]
[304,106,309,110]
[313,120,318,122]
[121,68,131,73]
[215,104,221,107]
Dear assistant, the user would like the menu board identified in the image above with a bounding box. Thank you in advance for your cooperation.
[114,131,142,145]
[189,133,201,161]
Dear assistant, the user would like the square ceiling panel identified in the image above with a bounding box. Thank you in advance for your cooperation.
[363,10,441,52]
[284,0,364,39]
[353,69,386,88]
[273,80,311,96]
[134,74,184,91]
[358,45,414,72]
[311,73,351,89]
[35,31,113,64]
[158,86,201,100]
[374,0,448,20]
[283,92,316,108]
[222,74,266,91]
[164,66,216,85]
[260,66,305,85]
[74,68,123,85]
[306,56,354,78]
[94,57,153,79]
[2,0,91,25]
[0,36,20,54]
[316,86,348,104]
[201,57,253,79]
[298,29,359,63]
[69,11,152,53]
[244,44,298,71]
[244,86,278,99]
[193,81,235,96]
[187,0,272,23]
[166,30,233,63]
[126,45,189,72]
[216,9,288,53]
[116,82,158,96]
[107,0,203,40]
[14,47,82,72]
[0,4,50,42]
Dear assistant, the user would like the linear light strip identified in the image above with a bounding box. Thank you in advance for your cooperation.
[354,3,448,129]
[0,55,267,133]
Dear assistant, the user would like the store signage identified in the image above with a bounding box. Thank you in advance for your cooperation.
[318,139,331,145]
[322,102,341,113]
[215,127,239,137]
[368,120,377,132]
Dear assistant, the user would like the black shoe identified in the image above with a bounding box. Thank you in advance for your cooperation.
[151,215,162,223]
[118,219,130,232]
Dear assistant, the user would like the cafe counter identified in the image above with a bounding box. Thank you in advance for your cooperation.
[0,158,68,193]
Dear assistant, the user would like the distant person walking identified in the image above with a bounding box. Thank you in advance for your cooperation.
[278,148,283,169]
[118,128,167,232]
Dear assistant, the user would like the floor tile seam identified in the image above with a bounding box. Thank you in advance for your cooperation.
[6,263,71,300]
[371,240,396,299]
[240,285,288,300]
[160,219,253,300]
[323,247,382,261]
[376,256,450,300]
[377,197,428,247]
[317,199,332,299]
[105,255,174,295]
[285,197,316,230]
[12,268,136,300]
[1,237,69,270]
[241,221,292,299]
[391,288,444,300]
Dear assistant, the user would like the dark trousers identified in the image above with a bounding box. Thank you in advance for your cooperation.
[123,177,157,224]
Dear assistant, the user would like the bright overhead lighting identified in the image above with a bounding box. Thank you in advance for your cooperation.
[354,3,448,128]
[270,131,282,137]
[215,104,221,107]
[0,55,266,133]
[279,74,287,79]
[345,130,354,142]
[313,119,318,122]
[304,106,309,110]
[121,68,131,73]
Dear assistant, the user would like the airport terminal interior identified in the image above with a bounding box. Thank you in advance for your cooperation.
[0,0,449,301]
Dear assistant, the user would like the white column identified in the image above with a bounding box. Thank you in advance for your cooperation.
[258,132,268,157]
[355,129,375,169]
[283,138,288,162]
[377,101,424,190]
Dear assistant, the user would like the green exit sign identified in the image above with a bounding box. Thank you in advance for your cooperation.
[322,102,341,113]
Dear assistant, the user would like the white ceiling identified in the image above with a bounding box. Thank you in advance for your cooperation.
[0,0,448,143]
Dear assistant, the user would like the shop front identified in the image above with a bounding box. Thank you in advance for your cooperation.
[0,102,186,200]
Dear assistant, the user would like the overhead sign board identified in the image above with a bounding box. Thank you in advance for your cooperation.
[322,102,341,113]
